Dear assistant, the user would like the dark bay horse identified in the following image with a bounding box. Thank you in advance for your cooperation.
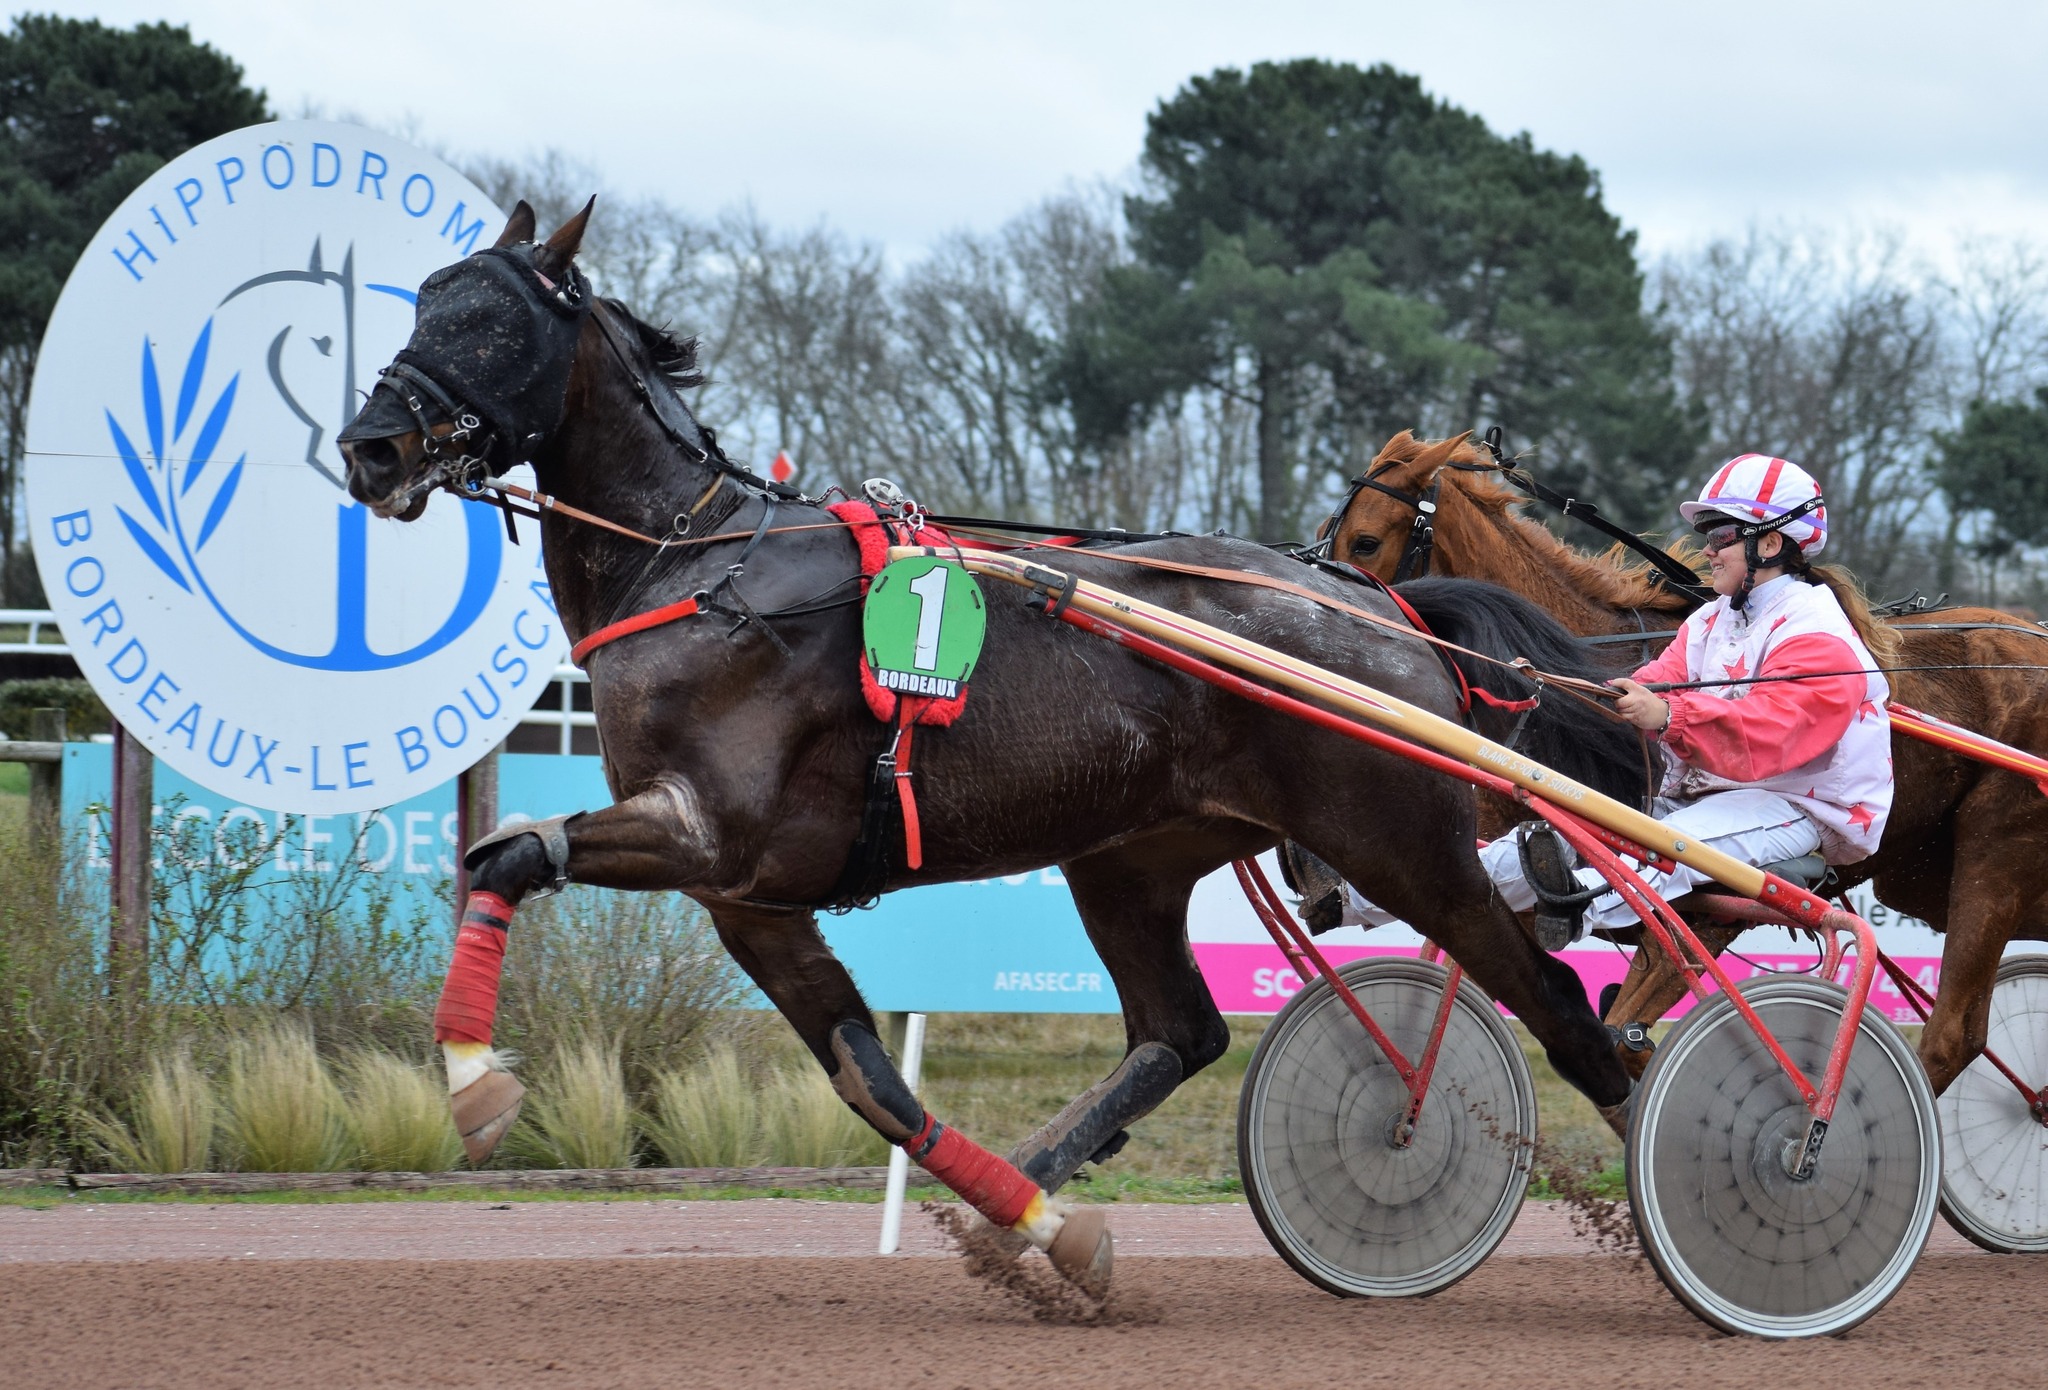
[1328,430,2048,1094]
[336,204,1639,1292]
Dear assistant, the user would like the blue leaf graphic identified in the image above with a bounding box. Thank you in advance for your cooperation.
[105,412,167,528]
[197,455,244,551]
[175,320,213,439]
[117,506,191,592]
[141,340,165,464]
[181,373,238,495]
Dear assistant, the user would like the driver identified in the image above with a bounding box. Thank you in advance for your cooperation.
[1484,454,1899,949]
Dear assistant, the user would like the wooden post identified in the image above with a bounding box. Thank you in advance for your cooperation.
[26,707,64,867]
[108,721,152,994]
[454,743,501,925]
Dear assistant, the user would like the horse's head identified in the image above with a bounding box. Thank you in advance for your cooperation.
[1321,430,1494,580]
[339,198,595,519]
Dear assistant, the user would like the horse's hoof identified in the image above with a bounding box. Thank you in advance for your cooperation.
[1046,1206,1113,1297]
[450,1069,525,1165]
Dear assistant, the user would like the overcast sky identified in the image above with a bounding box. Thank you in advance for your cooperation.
[43,1,2048,265]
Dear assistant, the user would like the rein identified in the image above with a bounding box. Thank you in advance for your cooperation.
[1641,663,2048,696]
[1328,426,1715,606]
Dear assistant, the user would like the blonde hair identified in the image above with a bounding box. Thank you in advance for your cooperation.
[1803,563,1903,665]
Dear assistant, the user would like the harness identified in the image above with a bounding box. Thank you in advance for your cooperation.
[1323,426,1716,608]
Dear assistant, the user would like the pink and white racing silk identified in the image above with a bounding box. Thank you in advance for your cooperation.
[1635,574,1891,862]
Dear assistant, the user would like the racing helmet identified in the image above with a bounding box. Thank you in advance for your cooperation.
[1679,454,1828,559]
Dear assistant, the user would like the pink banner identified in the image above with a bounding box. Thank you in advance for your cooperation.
[1193,941,1940,1026]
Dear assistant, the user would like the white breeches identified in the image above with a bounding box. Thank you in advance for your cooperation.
[1342,790,1823,933]
[1479,790,1822,931]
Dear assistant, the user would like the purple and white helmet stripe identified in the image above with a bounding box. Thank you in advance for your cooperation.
[1678,453,1827,557]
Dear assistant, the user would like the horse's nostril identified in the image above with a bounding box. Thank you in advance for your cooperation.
[343,435,398,476]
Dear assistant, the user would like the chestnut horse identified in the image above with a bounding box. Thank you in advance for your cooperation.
[336,204,1640,1292]
[1328,431,2048,1093]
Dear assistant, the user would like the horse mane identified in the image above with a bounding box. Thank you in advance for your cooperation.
[602,297,707,392]
[1394,576,1661,809]
[1366,431,1701,616]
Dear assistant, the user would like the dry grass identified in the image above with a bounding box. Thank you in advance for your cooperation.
[84,1052,217,1174]
[641,1044,886,1168]
[510,1036,637,1170]
[341,1049,462,1173]
[893,1013,1629,1185]
[641,1045,758,1167]
[760,1063,887,1167]
[218,1025,352,1172]
[916,1013,1262,1183]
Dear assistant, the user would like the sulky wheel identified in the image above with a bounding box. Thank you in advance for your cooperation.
[1939,955,2048,1253]
[1239,957,1535,1297]
[1628,975,1940,1338]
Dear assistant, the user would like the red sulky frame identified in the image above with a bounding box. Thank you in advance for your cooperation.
[1046,599,1874,1162]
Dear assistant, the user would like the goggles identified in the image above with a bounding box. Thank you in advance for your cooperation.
[1700,524,1742,554]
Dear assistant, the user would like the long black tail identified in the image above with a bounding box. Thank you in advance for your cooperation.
[1395,577,1661,809]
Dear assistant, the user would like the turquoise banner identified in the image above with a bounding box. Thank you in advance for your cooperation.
[60,745,1117,1013]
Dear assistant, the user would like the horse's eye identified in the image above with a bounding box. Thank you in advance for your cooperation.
[1350,535,1382,558]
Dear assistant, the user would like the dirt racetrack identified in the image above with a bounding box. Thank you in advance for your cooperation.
[0,1199,2029,1389]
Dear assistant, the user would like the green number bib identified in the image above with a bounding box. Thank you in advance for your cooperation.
[862,556,987,700]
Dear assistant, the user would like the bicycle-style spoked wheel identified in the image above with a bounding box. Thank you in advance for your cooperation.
[1939,956,2048,1252]
[1240,957,1535,1298]
[1629,976,1940,1338]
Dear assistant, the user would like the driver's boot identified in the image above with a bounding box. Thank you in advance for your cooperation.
[1517,823,1599,952]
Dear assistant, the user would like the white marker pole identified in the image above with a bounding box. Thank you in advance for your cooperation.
[877,1011,928,1255]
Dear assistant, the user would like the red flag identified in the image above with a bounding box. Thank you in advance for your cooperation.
[771,450,796,483]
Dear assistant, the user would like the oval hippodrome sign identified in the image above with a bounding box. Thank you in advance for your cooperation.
[26,120,564,814]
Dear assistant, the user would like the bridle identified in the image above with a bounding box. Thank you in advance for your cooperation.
[364,250,819,543]
[374,361,496,521]
[1318,454,1501,582]
[1320,427,1716,607]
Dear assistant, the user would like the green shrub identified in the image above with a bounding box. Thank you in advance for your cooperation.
[84,1052,216,1173]
[0,816,155,1165]
[0,678,109,740]
[497,888,750,1097]
[342,1048,462,1172]
[218,1024,351,1172]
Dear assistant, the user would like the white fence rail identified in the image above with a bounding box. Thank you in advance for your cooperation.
[0,609,593,754]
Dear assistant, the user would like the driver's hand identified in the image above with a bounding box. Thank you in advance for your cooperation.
[1609,678,1673,733]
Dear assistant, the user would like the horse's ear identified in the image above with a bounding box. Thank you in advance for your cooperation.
[1413,431,1474,480]
[494,200,537,248]
[540,196,596,266]
[1369,429,1418,471]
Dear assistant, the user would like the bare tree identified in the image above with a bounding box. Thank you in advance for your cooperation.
[1657,229,1948,593]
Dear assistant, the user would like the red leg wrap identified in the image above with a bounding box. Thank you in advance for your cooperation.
[433,892,513,1044]
[905,1113,1039,1229]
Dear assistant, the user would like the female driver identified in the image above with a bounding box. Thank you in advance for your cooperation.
[1485,454,1900,949]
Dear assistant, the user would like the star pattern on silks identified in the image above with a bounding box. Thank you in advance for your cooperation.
[1847,803,1878,832]
[1860,699,1881,722]
[1722,652,1750,681]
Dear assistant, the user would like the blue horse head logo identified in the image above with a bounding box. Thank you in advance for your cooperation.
[107,238,503,672]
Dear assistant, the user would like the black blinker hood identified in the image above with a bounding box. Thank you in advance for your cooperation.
[340,246,593,473]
